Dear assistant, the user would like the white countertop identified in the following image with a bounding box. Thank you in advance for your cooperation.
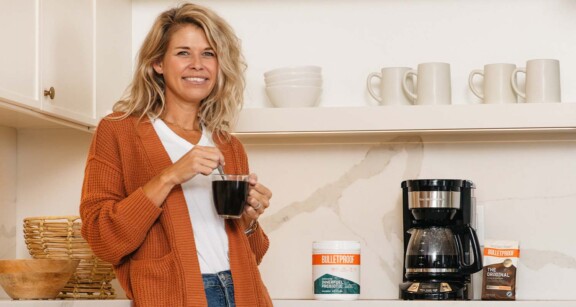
[0,300,131,307]
[273,300,576,306]
[0,299,575,306]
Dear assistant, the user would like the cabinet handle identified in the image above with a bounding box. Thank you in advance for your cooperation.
[43,87,55,99]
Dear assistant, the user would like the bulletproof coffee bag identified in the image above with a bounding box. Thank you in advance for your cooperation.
[481,239,519,300]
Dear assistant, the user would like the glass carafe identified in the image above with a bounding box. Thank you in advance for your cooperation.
[405,226,482,279]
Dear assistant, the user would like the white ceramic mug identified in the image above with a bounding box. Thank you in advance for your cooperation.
[511,59,561,103]
[403,62,451,105]
[469,63,517,104]
[367,67,414,105]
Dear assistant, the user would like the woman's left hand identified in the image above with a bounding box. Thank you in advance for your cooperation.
[243,173,272,224]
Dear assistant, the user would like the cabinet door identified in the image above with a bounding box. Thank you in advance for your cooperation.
[41,0,97,126]
[0,0,41,109]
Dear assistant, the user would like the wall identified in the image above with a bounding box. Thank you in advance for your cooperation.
[15,128,90,226]
[0,127,16,258]
[244,135,576,300]
[13,128,127,298]
[2,0,575,301]
[14,128,90,224]
[0,127,16,299]
[131,0,576,300]
[134,0,576,108]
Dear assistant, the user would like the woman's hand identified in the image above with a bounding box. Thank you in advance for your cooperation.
[143,145,224,207]
[242,173,272,227]
[164,145,225,185]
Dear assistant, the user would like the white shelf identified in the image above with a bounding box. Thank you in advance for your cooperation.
[235,103,576,139]
[5,101,575,137]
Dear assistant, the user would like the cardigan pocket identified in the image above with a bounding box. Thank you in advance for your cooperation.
[131,222,171,260]
[129,252,183,306]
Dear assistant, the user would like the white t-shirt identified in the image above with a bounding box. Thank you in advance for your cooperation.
[152,118,229,274]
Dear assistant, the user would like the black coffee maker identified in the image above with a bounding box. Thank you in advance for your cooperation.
[400,179,482,300]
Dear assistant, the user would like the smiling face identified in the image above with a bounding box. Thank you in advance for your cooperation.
[153,24,219,108]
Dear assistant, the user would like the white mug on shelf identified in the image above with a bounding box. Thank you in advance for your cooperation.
[367,67,414,105]
[403,62,451,105]
[469,63,517,104]
[511,59,561,103]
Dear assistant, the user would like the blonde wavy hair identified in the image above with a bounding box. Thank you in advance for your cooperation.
[113,2,246,136]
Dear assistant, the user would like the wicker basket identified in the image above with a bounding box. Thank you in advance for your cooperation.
[23,216,116,299]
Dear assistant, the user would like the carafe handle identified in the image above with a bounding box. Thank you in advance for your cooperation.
[453,225,483,275]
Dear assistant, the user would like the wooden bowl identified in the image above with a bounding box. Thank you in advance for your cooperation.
[0,259,80,300]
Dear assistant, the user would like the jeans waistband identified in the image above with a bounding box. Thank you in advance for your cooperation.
[202,270,233,288]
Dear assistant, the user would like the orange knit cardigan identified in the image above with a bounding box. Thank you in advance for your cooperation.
[80,114,273,307]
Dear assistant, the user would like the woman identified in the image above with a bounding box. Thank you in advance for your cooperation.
[80,3,273,306]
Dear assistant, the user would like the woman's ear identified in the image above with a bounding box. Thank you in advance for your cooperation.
[153,61,163,74]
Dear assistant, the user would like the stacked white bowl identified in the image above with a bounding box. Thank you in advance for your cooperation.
[264,65,322,108]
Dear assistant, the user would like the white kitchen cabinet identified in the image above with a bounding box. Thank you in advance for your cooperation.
[0,0,131,129]
[40,0,132,127]
[40,0,95,125]
[0,0,41,110]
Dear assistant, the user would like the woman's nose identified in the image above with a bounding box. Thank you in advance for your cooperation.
[188,55,203,70]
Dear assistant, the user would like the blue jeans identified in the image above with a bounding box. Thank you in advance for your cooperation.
[202,270,236,307]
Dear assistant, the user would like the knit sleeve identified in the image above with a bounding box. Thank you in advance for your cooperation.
[80,118,162,265]
[247,224,270,265]
[229,136,271,264]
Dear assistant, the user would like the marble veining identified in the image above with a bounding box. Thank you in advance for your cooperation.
[252,139,576,300]
[521,249,576,270]
[260,138,424,233]
[258,139,424,296]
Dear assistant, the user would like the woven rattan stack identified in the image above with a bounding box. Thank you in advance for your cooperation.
[23,216,116,299]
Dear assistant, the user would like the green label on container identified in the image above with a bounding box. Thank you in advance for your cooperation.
[314,273,360,294]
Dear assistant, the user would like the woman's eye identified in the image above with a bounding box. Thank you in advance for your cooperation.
[203,51,216,57]
[177,51,189,56]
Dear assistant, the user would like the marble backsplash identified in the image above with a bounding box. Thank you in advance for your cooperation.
[2,129,575,301]
[245,136,576,300]
[0,127,17,260]
[0,127,17,299]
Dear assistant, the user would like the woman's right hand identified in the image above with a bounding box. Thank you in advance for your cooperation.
[143,145,225,207]
[164,145,225,185]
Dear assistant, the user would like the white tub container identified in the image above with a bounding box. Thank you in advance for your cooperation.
[312,240,361,300]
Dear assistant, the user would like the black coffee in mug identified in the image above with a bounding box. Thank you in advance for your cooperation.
[211,175,249,218]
